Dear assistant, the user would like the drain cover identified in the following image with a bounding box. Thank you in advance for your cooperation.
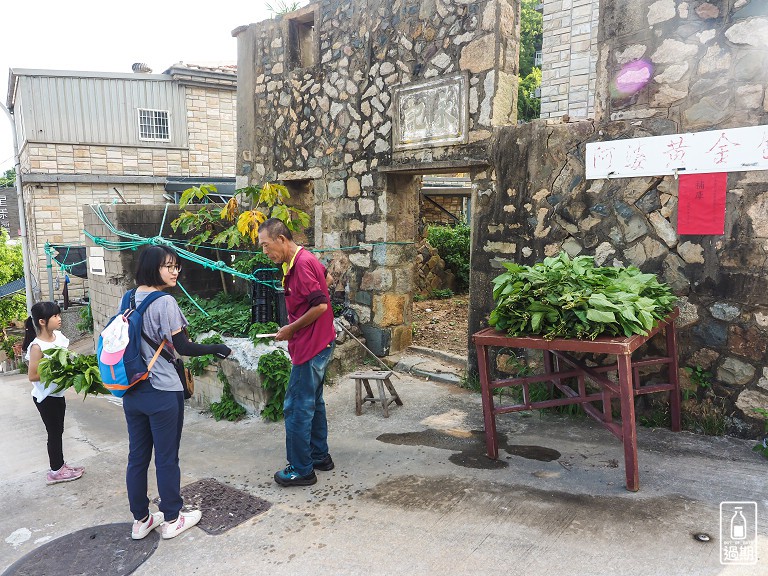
[179,478,271,535]
[2,523,158,576]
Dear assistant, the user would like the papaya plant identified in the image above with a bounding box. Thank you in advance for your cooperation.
[171,182,310,250]
[171,182,309,294]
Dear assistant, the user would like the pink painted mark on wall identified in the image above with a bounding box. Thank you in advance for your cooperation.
[614,60,653,95]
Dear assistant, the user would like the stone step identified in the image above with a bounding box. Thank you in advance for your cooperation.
[390,353,464,386]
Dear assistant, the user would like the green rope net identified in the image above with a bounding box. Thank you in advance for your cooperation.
[72,204,414,318]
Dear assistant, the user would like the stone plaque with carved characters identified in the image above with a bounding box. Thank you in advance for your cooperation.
[393,72,468,151]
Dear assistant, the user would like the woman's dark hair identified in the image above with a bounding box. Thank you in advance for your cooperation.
[135,245,179,287]
[21,301,62,352]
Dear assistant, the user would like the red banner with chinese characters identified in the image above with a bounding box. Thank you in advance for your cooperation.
[677,172,727,235]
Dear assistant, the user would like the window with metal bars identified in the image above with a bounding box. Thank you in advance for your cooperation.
[137,108,170,141]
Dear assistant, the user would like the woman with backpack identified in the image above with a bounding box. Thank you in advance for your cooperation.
[121,245,231,541]
[22,301,85,485]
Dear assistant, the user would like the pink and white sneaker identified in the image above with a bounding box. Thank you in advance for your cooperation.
[46,465,83,485]
[132,512,164,540]
[161,510,202,539]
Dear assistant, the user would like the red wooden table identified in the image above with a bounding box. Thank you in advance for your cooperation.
[472,308,680,491]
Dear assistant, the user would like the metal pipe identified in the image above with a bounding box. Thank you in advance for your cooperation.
[333,318,400,379]
[46,251,54,301]
[0,101,34,314]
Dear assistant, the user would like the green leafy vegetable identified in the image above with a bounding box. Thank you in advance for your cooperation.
[489,252,676,340]
[210,371,247,421]
[37,349,109,398]
[258,349,292,421]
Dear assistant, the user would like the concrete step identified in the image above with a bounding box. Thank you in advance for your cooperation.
[389,353,465,385]
[407,345,467,369]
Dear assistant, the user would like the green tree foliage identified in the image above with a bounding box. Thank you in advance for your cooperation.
[519,0,543,78]
[426,223,471,292]
[518,68,542,122]
[0,230,26,335]
[518,0,543,122]
[0,169,15,188]
[0,230,23,283]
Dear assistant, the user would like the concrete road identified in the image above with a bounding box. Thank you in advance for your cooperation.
[1,363,766,575]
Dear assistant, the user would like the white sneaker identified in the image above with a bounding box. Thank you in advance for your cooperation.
[161,510,202,539]
[132,511,164,540]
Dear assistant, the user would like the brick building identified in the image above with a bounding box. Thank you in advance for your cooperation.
[539,0,599,120]
[5,63,237,301]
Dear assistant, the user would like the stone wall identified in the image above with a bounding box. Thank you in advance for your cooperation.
[186,86,237,175]
[596,0,768,128]
[59,305,89,343]
[470,111,768,437]
[539,0,599,119]
[414,238,456,295]
[20,144,190,176]
[467,0,768,438]
[234,0,768,435]
[235,0,519,354]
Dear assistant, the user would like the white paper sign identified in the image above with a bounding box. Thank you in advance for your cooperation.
[88,256,105,276]
[586,124,768,179]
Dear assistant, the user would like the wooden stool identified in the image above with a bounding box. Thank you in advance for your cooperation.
[351,370,403,417]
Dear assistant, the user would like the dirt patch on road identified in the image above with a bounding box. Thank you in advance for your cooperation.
[411,295,469,356]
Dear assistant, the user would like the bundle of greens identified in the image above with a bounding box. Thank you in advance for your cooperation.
[37,348,109,398]
[489,252,676,340]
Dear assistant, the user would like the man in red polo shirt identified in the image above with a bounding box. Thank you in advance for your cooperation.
[258,218,336,486]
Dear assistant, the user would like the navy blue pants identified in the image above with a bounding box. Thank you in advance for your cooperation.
[122,379,184,522]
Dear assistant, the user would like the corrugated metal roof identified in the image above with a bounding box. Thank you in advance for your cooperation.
[8,68,172,107]
[7,65,237,108]
[11,72,187,146]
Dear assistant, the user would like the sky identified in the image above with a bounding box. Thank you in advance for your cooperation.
[0,0,298,173]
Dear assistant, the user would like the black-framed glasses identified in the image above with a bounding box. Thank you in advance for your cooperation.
[163,264,182,273]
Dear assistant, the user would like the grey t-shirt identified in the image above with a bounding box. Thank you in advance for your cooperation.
[133,290,188,392]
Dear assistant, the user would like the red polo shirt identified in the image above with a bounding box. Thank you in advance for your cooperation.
[282,247,335,365]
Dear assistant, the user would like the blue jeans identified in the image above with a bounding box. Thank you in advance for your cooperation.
[123,379,184,521]
[284,343,335,476]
